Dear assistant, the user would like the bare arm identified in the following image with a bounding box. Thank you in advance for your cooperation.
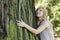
[24,21,50,35]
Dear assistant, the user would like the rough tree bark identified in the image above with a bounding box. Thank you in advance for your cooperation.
[0,0,2,39]
[17,0,40,40]
[1,0,40,40]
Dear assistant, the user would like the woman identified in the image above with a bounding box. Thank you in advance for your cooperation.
[17,7,54,40]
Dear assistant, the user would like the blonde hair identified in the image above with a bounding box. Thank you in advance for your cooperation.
[36,6,48,19]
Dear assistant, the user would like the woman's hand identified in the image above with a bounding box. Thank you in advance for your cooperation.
[16,20,26,27]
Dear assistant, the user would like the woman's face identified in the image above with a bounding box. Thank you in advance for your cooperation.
[36,9,43,18]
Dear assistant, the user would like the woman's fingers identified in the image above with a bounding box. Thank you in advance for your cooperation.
[17,21,24,27]
[16,20,20,23]
[16,19,23,23]
[16,19,25,27]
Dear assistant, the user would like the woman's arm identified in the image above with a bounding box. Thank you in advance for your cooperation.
[24,21,49,35]
[24,24,37,35]
[17,20,50,35]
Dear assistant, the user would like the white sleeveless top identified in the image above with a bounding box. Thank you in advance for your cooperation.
[39,19,54,40]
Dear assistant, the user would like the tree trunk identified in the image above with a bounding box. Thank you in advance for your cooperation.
[0,0,2,39]
[1,0,40,40]
[18,0,40,40]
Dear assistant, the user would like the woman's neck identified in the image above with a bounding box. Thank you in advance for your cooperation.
[37,19,44,25]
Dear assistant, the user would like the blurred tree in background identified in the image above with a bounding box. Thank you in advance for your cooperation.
[48,0,60,36]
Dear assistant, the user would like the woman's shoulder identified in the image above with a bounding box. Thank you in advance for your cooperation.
[41,19,53,27]
[41,19,50,23]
